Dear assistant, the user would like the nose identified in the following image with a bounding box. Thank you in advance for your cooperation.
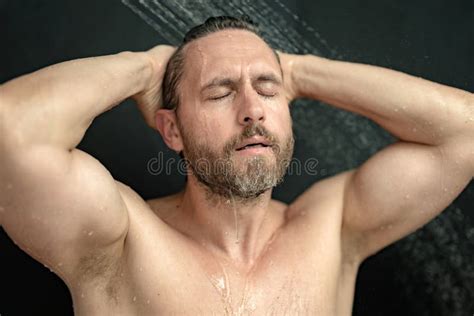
[237,88,265,126]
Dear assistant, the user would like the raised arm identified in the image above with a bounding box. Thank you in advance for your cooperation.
[282,53,474,261]
[0,45,174,281]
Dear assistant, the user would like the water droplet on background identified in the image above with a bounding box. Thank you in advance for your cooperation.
[114,2,474,314]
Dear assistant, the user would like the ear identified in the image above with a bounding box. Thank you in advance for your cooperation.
[155,109,184,152]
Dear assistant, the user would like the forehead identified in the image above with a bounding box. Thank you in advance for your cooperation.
[182,29,281,83]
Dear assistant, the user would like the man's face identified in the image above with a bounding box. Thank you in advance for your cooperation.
[176,29,294,199]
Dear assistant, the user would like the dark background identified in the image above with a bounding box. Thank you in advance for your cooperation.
[0,0,472,315]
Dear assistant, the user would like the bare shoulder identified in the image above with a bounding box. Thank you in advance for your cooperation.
[287,169,356,220]
[144,191,184,221]
[284,169,361,264]
[115,181,150,210]
[114,184,186,231]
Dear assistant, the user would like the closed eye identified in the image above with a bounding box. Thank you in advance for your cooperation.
[209,92,232,101]
[255,81,279,99]
[258,91,278,98]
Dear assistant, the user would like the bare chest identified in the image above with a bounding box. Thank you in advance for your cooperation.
[112,223,351,315]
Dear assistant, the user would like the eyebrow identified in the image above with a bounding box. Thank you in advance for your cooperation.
[200,77,237,93]
[200,73,282,93]
[254,73,282,85]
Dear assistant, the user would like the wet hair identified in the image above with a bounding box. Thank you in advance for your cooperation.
[161,15,281,111]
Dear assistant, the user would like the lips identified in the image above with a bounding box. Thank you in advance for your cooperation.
[235,136,272,151]
[236,143,270,151]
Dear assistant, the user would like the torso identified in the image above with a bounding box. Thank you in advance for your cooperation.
[70,172,361,315]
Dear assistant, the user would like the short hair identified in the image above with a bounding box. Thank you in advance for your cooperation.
[161,15,281,111]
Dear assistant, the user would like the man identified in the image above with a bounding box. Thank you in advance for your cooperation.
[0,15,472,315]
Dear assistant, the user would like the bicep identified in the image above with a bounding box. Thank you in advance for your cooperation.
[1,145,129,276]
[343,139,473,260]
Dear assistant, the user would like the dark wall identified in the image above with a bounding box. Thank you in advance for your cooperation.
[1,0,472,315]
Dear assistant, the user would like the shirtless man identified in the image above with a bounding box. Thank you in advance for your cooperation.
[0,15,472,315]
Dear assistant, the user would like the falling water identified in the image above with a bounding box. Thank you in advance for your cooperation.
[121,1,474,315]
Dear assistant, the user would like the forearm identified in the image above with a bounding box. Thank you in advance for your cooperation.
[291,55,473,145]
[0,51,152,150]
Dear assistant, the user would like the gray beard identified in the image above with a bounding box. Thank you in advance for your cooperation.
[179,123,294,201]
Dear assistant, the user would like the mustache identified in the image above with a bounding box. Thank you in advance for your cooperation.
[223,124,279,155]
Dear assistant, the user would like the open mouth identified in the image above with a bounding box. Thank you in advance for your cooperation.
[236,143,271,151]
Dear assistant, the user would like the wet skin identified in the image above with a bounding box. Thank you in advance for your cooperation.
[2,27,472,316]
[69,30,358,315]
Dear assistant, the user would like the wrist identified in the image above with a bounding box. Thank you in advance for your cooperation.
[278,52,298,101]
[287,54,302,100]
[118,51,155,96]
[292,54,330,100]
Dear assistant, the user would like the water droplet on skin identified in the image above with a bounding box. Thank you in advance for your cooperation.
[133,296,137,302]
[88,231,94,236]
[146,299,150,304]
[443,188,448,192]
[404,194,410,199]
[0,206,4,213]
[139,267,143,272]
[249,299,257,311]
[394,108,399,112]
[81,293,84,298]
[58,262,63,267]
[216,277,225,290]
[6,183,12,189]
[412,127,417,132]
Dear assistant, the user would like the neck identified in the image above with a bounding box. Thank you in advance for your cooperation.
[176,175,283,266]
